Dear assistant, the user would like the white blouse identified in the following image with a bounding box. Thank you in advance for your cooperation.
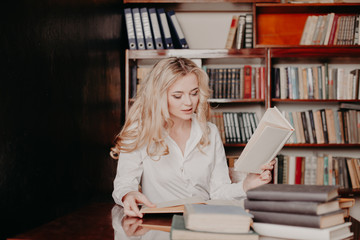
[112,116,246,206]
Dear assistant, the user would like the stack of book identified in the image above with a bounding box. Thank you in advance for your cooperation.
[170,204,259,240]
[245,184,353,240]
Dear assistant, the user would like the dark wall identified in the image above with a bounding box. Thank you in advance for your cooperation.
[0,0,124,238]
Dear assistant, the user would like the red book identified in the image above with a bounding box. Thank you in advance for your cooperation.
[243,65,252,99]
[295,156,303,185]
[328,14,339,45]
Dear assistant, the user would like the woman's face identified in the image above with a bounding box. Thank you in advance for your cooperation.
[167,73,199,122]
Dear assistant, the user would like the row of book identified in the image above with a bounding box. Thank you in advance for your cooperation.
[246,184,354,240]
[300,13,359,45]
[225,13,253,49]
[124,7,188,50]
[274,154,360,190]
[272,65,360,100]
[283,108,360,144]
[210,111,259,144]
[206,66,265,99]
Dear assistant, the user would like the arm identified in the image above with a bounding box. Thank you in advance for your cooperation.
[112,149,155,218]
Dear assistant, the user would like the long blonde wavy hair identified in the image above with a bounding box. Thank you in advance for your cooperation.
[110,57,211,160]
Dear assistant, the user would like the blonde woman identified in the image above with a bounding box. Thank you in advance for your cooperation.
[111,57,274,218]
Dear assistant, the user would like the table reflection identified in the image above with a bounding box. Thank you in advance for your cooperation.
[111,205,171,240]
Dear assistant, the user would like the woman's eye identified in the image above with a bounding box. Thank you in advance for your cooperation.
[191,91,199,96]
[173,95,182,99]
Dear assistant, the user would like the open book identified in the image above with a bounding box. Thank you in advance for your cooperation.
[139,196,244,214]
[235,107,294,173]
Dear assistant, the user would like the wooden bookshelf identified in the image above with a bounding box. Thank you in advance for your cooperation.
[123,2,360,194]
[254,3,360,47]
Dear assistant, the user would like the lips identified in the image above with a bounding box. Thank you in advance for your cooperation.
[182,108,193,113]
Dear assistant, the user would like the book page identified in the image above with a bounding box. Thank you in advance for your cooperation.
[235,107,294,173]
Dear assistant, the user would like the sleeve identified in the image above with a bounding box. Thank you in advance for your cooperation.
[208,124,247,200]
[112,148,144,206]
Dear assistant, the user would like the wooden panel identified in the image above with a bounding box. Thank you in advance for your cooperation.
[256,13,308,46]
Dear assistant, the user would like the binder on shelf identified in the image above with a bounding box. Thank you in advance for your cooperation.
[166,10,189,49]
[124,8,137,50]
[148,8,164,49]
[140,8,154,50]
[244,13,253,48]
[132,8,146,50]
[157,8,174,49]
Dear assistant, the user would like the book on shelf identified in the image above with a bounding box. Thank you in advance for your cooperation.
[244,199,340,216]
[140,8,155,50]
[124,8,137,50]
[148,8,164,49]
[166,10,189,49]
[157,8,174,49]
[249,209,345,228]
[234,107,294,174]
[225,15,239,49]
[246,184,339,202]
[244,13,253,48]
[235,15,246,49]
[253,222,353,240]
[300,13,360,46]
[183,204,253,233]
[132,8,146,50]
[170,215,259,240]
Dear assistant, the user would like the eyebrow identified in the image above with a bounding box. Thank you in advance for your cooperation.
[171,87,199,94]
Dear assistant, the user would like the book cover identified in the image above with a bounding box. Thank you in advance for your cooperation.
[250,209,345,228]
[140,8,155,49]
[244,199,340,216]
[234,107,294,173]
[166,10,189,49]
[157,8,174,49]
[225,15,239,49]
[184,204,253,233]
[124,8,137,50]
[246,184,339,202]
[140,196,205,214]
[171,215,259,240]
[253,222,352,240]
[132,8,146,50]
[148,8,164,49]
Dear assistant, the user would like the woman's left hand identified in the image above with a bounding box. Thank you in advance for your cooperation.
[243,159,276,192]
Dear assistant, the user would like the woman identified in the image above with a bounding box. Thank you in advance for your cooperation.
[110,57,274,218]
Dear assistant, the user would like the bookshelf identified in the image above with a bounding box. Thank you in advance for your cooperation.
[123,1,360,195]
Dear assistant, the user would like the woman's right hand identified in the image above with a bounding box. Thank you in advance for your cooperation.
[122,191,156,218]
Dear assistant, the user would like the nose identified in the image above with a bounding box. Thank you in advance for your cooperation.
[183,94,192,106]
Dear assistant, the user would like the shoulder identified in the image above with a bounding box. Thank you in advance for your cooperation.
[207,121,220,136]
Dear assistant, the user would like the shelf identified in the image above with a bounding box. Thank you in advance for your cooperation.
[124,0,280,3]
[284,143,360,148]
[209,98,265,104]
[269,47,360,58]
[272,99,360,103]
[127,49,267,60]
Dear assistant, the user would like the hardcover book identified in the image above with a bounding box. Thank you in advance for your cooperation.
[244,199,340,215]
[171,215,259,240]
[253,222,352,240]
[250,209,345,228]
[183,204,253,233]
[246,184,339,202]
[234,107,294,173]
